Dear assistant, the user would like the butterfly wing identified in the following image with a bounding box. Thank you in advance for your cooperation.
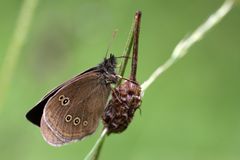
[26,85,62,127]
[26,67,99,126]
[41,71,111,146]
[40,117,69,146]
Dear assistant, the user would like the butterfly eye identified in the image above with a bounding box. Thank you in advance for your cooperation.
[83,120,88,127]
[73,117,81,126]
[61,97,70,106]
[59,95,65,101]
[65,115,72,122]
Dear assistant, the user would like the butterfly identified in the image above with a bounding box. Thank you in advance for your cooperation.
[26,54,118,146]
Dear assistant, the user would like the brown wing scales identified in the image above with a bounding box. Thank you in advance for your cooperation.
[41,71,111,145]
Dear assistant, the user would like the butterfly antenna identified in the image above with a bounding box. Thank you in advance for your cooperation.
[105,29,118,58]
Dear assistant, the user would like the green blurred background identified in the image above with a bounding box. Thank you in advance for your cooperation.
[0,0,240,160]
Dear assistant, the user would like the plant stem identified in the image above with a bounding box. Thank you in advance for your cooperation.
[130,11,142,81]
[84,0,235,159]
[141,0,235,93]
[117,16,135,85]
[84,128,108,160]
[84,11,140,160]
[0,0,39,108]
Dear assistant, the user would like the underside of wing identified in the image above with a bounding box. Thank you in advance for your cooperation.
[41,71,111,145]
[26,87,60,127]
[40,117,70,146]
[26,68,99,127]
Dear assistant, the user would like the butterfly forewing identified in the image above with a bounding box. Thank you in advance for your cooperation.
[41,71,111,145]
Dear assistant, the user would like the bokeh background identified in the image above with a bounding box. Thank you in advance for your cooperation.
[0,0,240,160]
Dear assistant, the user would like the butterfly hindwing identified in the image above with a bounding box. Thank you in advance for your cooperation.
[41,71,111,145]
[26,67,99,127]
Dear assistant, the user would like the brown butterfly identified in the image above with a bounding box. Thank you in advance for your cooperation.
[26,54,118,146]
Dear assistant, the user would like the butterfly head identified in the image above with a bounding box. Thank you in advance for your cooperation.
[98,54,118,84]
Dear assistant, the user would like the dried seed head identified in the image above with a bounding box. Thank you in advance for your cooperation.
[102,80,141,133]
